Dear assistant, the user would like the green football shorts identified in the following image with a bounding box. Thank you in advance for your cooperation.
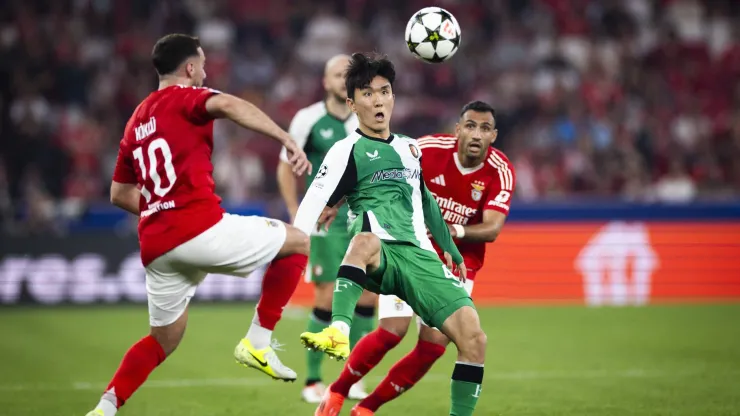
[306,233,352,283]
[367,242,474,329]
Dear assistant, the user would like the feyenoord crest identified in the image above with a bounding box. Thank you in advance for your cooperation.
[471,181,485,201]
[409,143,421,159]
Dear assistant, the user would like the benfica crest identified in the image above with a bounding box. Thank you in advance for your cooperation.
[471,180,486,201]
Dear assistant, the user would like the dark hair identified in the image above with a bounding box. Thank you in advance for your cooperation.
[460,101,496,120]
[345,52,396,99]
[151,34,201,76]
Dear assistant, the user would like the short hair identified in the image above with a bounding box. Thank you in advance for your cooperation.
[151,34,201,76]
[345,52,396,99]
[460,101,496,120]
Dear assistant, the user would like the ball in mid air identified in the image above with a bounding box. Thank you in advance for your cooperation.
[405,7,461,63]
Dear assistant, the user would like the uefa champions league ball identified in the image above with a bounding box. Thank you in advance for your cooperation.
[404,7,461,63]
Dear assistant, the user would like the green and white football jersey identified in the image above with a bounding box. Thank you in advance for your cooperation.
[280,101,358,234]
[294,129,462,264]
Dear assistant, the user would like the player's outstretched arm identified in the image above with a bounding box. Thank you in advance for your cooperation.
[204,93,310,175]
[110,181,141,215]
[421,179,463,265]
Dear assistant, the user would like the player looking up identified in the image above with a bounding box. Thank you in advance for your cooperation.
[324,101,516,416]
[277,54,376,403]
[85,34,311,416]
[293,52,487,416]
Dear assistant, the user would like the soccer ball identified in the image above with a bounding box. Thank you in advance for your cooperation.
[404,7,461,63]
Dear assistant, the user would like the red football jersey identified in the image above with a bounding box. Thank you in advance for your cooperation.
[419,134,516,279]
[113,85,225,266]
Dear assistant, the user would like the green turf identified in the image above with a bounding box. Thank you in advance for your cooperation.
[1,304,739,415]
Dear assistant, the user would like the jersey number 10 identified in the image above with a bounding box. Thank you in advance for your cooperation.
[132,138,177,203]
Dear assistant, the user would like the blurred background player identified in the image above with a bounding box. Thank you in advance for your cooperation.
[277,54,376,402]
[323,101,515,415]
[86,34,311,416]
[295,53,487,416]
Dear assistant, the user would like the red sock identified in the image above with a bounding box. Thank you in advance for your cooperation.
[104,335,166,408]
[359,339,446,411]
[255,254,307,330]
[331,328,402,396]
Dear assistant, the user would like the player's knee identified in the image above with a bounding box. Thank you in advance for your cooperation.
[419,324,451,347]
[294,230,310,256]
[473,329,487,352]
[379,317,410,339]
[348,232,380,260]
[150,326,186,357]
[149,307,189,356]
[459,328,487,363]
[283,225,310,256]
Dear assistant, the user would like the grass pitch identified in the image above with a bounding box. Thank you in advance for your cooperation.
[1,304,739,415]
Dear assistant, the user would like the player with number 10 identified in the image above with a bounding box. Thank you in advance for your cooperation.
[85,33,311,416]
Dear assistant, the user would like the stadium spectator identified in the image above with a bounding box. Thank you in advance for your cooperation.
[0,0,738,233]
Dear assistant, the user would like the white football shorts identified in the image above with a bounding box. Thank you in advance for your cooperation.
[145,213,287,327]
[377,279,474,328]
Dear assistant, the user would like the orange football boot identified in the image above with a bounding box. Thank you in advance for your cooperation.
[314,385,345,416]
[350,404,375,416]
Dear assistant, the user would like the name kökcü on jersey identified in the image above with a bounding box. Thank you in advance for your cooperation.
[135,117,157,141]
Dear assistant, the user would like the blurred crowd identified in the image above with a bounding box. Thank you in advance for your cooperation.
[1,0,739,234]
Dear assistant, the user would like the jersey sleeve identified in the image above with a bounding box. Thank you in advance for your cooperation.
[179,86,220,125]
[417,134,454,169]
[421,174,463,265]
[293,140,357,235]
[112,138,137,184]
[417,134,456,151]
[279,109,313,163]
[484,151,516,214]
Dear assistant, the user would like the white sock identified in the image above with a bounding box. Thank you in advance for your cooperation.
[246,316,272,350]
[330,321,350,337]
[95,395,118,416]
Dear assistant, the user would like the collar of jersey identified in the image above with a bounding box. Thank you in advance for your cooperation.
[453,151,485,175]
[355,128,394,143]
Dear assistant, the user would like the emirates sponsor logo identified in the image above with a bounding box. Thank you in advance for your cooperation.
[433,193,477,224]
